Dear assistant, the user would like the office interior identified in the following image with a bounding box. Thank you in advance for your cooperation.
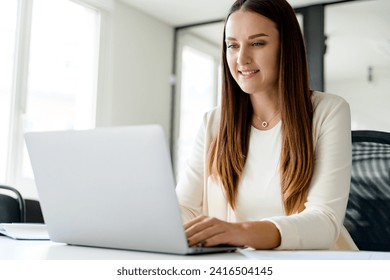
[1,0,389,205]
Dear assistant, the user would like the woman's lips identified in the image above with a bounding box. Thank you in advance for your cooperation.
[239,69,260,78]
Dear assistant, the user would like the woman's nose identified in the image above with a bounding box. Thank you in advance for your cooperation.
[237,47,251,65]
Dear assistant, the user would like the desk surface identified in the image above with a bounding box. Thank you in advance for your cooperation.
[0,236,246,260]
[1,236,390,260]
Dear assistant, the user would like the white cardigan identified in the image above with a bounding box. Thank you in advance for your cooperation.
[176,91,358,250]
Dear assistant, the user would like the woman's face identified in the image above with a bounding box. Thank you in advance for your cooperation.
[225,10,280,95]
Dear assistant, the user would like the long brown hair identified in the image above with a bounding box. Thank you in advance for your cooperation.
[208,0,314,215]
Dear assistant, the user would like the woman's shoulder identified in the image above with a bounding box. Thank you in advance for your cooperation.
[311,91,351,134]
[311,91,349,110]
[203,106,220,126]
[205,106,220,118]
[201,107,221,139]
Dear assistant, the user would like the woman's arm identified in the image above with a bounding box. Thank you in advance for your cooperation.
[175,114,208,222]
[185,215,281,249]
[265,93,352,249]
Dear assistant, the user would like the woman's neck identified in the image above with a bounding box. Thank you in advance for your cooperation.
[249,90,280,122]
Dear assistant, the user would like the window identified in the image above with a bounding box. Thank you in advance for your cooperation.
[0,1,18,183]
[176,46,217,178]
[1,0,101,198]
[174,31,221,180]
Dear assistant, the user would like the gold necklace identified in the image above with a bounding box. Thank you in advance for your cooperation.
[254,110,280,128]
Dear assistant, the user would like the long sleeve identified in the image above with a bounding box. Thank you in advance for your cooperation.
[176,109,221,222]
[264,92,353,249]
[175,122,205,222]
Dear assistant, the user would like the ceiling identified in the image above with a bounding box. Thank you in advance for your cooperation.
[120,0,390,84]
[120,0,345,26]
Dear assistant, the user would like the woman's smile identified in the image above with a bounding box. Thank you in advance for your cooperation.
[238,69,260,79]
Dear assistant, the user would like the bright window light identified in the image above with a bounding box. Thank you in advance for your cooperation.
[0,1,18,182]
[176,46,216,179]
[21,0,100,181]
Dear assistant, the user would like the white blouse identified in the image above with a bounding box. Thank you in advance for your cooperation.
[234,122,283,222]
[176,91,358,250]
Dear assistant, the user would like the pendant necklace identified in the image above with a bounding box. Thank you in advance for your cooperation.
[254,110,280,128]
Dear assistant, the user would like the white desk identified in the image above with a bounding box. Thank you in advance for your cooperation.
[1,236,390,260]
[0,236,246,260]
[2,236,390,280]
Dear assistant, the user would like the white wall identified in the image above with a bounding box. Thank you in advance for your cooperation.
[96,1,174,137]
[326,64,390,132]
[325,0,390,133]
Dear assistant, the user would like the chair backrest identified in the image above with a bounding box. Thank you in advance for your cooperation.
[0,185,25,223]
[25,199,44,223]
[344,130,390,251]
[0,185,44,224]
[0,194,22,223]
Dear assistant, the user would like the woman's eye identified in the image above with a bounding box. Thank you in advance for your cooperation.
[227,43,238,49]
[252,42,265,47]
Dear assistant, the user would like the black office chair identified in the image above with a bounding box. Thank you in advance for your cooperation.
[344,130,390,251]
[0,185,26,223]
[0,184,44,223]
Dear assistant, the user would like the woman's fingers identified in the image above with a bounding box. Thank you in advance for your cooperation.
[184,215,208,230]
[185,216,236,247]
[185,216,215,246]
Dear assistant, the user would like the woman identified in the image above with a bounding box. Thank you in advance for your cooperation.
[176,0,357,250]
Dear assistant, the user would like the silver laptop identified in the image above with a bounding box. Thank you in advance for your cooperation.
[25,125,236,255]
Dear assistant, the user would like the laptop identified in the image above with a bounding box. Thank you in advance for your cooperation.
[24,125,237,255]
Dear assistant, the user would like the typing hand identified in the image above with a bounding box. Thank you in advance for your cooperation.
[184,215,246,247]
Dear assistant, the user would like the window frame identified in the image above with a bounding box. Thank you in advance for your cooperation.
[2,0,109,198]
[172,31,221,179]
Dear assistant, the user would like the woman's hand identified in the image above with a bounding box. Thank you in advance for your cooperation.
[184,215,246,247]
[184,215,281,249]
